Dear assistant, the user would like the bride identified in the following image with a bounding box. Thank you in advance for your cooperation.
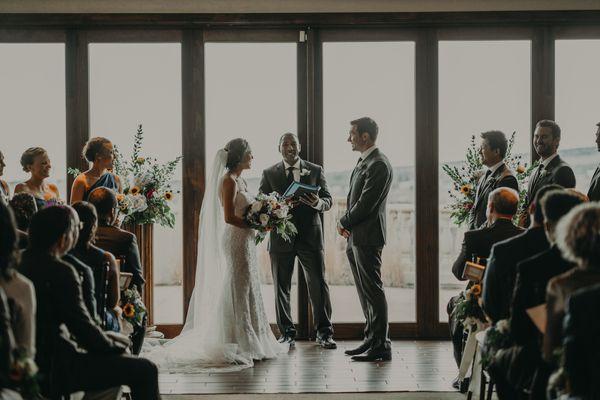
[145,138,284,372]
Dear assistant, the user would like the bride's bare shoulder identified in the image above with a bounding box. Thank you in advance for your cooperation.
[220,173,237,190]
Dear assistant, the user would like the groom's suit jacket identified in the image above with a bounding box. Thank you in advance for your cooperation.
[260,159,332,252]
[587,164,600,201]
[340,148,393,247]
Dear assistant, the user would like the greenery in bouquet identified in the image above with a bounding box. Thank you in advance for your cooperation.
[454,283,487,328]
[442,132,537,227]
[121,287,147,327]
[481,319,513,369]
[245,192,298,245]
[8,348,40,398]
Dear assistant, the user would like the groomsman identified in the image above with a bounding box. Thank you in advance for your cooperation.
[521,120,576,226]
[338,117,393,362]
[587,122,600,201]
[468,130,519,230]
[260,133,336,349]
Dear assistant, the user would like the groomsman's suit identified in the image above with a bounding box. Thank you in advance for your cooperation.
[260,159,333,340]
[587,165,600,201]
[339,146,393,353]
[525,154,575,209]
[468,162,518,230]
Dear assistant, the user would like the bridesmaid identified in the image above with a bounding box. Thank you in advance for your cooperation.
[70,137,122,204]
[14,147,61,209]
[0,150,9,204]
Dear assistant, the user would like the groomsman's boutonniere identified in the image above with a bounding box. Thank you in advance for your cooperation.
[299,168,311,177]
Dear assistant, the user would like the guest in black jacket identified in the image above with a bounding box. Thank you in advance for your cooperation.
[20,205,160,400]
[521,120,576,226]
[468,130,519,230]
[88,187,145,291]
[451,187,524,281]
[482,184,561,323]
[587,122,600,201]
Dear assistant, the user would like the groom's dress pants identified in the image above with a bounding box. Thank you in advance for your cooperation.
[270,248,333,338]
[346,244,390,345]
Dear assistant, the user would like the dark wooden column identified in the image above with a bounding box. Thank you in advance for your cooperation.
[531,26,555,163]
[182,30,205,319]
[415,28,441,337]
[65,30,89,202]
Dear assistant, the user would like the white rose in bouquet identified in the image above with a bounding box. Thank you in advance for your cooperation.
[259,213,269,226]
[273,207,289,219]
[251,200,263,213]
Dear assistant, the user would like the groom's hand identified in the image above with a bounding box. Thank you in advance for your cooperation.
[299,193,319,207]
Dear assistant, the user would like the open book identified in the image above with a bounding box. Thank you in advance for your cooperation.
[526,303,547,334]
[283,181,320,199]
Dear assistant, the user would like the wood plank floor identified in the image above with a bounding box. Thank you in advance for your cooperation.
[159,340,458,395]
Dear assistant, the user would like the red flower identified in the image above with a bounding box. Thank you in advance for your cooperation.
[146,189,155,199]
[464,202,474,210]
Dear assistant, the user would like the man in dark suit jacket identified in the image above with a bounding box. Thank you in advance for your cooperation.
[481,184,561,323]
[20,206,160,400]
[88,187,145,292]
[469,130,519,230]
[587,122,600,201]
[337,117,393,362]
[521,120,576,226]
[260,133,335,349]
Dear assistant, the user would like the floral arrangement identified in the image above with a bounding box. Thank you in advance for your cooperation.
[481,319,513,369]
[8,348,40,398]
[442,132,537,227]
[245,192,298,245]
[454,283,487,328]
[120,288,146,327]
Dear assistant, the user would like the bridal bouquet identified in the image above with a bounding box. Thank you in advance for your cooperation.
[245,192,298,245]
[442,132,537,227]
[7,348,40,398]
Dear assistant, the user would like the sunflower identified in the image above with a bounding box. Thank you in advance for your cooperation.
[470,284,482,297]
[164,191,173,201]
[460,184,472,195]
[130,186,140,195]
[123,303,135,318]
[516,164,526,174]
[116,193,125,202]
[136,157,145,164]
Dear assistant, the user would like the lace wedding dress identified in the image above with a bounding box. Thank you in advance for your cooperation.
[144,149,283,372]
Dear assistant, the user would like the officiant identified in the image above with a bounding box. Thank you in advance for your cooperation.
[260,133,336,349]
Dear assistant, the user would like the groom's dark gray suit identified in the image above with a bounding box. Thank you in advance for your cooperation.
[340,147,393,347]
[260,159,333,339]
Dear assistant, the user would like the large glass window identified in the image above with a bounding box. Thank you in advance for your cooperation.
[438,41,531,320]
[323,42,416,322]
[0,44,66,197]
[89,43,183,324]
[205,43,298,324]
[555,39,600,193]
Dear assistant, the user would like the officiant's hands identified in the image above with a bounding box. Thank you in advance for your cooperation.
[299,192,319,207]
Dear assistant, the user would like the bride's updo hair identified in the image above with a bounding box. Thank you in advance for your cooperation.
[224,138,250,171]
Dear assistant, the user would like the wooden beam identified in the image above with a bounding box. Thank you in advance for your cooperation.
[531,26,555,163]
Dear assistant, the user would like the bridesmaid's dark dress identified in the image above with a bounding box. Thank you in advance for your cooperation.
[84,173,119,200]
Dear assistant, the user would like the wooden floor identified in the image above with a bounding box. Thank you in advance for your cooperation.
[158,340,458,395]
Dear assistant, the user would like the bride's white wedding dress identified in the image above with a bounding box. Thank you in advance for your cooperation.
[144,149,283,372]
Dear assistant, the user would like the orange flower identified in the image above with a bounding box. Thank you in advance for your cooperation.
[123,303,135,318]
[470,284,482,297]
[130,186,140,195]
[516,165,526,174]
[164,191,173,201]
[116,193,125,202]
[460,184,472,196]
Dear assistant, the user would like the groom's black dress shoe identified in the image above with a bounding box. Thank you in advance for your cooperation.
[316,336,337,349]
[344,341,372,356]
[351,346,392,362]
[278,335,296,348]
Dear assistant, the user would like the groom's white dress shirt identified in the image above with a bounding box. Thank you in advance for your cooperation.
[283,159,325,211]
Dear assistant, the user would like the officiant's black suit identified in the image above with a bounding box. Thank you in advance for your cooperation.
[339,148,393,348]
[260,159,333,339]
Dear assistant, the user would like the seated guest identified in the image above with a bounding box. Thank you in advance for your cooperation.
[587,122,600,201]
[449,187,524,370]
[520,120,576,226]
[70,137,121,204]
[62,208,98,323]
[451,187,524,281]
[8,193,37,249]
[88,187,144,292]
[0,286,21,400]
[545,203,600,361]
[71,201,121,332]
[19,205,160,400]
[495,190,585,399]
[14,147,61,209]
[468,130,519,230]
[561,283,600,398]
[0,202,36,358]
[482,184,561,323]
[0,150,9,205]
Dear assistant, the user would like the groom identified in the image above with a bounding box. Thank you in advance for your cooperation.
[338,117,393,362]
[260,133,336,349]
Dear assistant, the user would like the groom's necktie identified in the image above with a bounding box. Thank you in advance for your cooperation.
[350,157,362,186]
